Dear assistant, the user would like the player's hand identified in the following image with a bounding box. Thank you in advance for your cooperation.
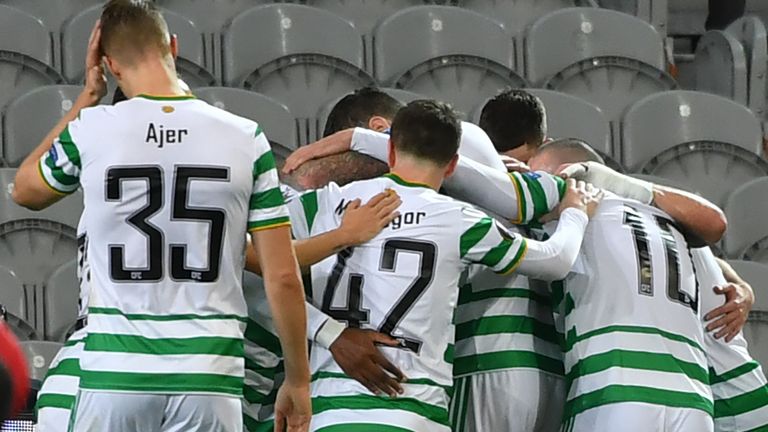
[274,381,311,432]
[338,191,401,246]
[543,179,603,221]
[81,20,107,104]
[501,155,531,173]
[329,328,406,397]
[283,129,355,174]
[704,282,754,342]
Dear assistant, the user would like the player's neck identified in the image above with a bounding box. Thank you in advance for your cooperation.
[119,59,185,99]
[389,160,444,191]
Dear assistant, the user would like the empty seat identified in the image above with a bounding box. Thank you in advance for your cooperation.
[374,6,524,116]
[194,87,298,154]
[668,0,706,36]
[597,0,669,36]
[0,169,83,228]
[224,4,374,143]
[457,0,578,36]
[0,5,63,111]
[3,85,83,167]
[43,260,79,341]
[727,16,768,119]
[727,259,768,367]
[621,91,767,207]
[525,7,675,122]
[307,0,431,36]
[157,0,268,33]
[693,30,748,106]
[724,177,768,262]
[62,4,214,86]
[0,266,27,322]
[20,341,62,381]
[630,174,690,191]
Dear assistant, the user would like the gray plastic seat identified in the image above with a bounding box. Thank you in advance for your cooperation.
[0,169,83,228]
[457,0,578,36]
[374,6,525,116]
[693,30,748,106]
[622,90,767,207]
[3,85,83,167]
[62,4,214,86]
[315,88,425,139]
[20,341,62,381]
[668,0,706,36]
[195,87,298,154]
[0,5,63,112]
[0,266,27,322]
[307,0,431,36]
[597,0,668,36]
[724,177,768,262]
[728,259,768,366]
[630,174,689,191]
[157,0,268,33]
[728,260,768,311]
[43,260,79,341]
[223,4,373,143]
[526,8,675,122]
[727,16,768,119]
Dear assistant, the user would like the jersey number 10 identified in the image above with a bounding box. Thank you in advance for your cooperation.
[106,165,228,283]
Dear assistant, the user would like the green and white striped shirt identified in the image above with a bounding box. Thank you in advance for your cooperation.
[39,95,290,396]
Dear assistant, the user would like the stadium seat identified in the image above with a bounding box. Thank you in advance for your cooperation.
[0,5,63,112]
[0,169,81,289]
[726,16,768,119]
[0,266,27,323]
[692,30,748,106]
[630,174,689,190]
[456,0,579,36]
[19,341,62,381]
[621,90,767,207]
[723,177,768,263]
[525,7,675,122]
[194,87,299,155]
[43,260,79,341]
[596,0,668,36]
[223,4,374,144]
[315,88,426,140]
[373,6,525,116]
[727,259,768,367]
[62,4,215,86]
[3,85,83,167]
[668,0,706,36]
[306,0,432,36]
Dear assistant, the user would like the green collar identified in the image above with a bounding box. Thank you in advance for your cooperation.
[384,173,432,189]
[135,94,195,101]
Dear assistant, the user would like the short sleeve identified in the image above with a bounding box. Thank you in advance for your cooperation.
[248,127,291,232]
[283,183,342,240]
[508,171,566,224]
[459,205,528,275]
[38,124,82,194]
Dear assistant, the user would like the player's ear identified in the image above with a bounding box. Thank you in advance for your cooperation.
[443,154,459,178]
[368,116,390,133]
[103,55,120,81]
[169,33,179,60]
[387,139,396,167]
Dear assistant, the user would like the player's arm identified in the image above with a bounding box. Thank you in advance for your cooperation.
[13,21,106,210]
[559,162,727,245]
[703,258,754,341]
[462,180,601,281]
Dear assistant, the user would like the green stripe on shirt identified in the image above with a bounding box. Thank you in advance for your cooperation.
[248,216,291,231]
[245,319,282,356]
[519,173,549,221]
[454,350,564,376]
[79,370,243,395]
[253,151,277,178]
[564,325,705,353]
[459,218,493,258]
[85,333,244,357]
[563,384,714,419]
[88,307,248,322]
[456,315,560,344]
[300,190,319,233]
[714,385,768,417]
[566,349,710,385]
[250,187,285,210]
[710,361,761,385]
[478,239,514,267]
[312,395,450,427]
[457,287,552,307]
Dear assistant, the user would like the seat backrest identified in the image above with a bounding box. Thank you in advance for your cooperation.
[373,5,514,83]
[727,16,768,118]
[194,87,298,151]
[525,89,612,156]
[458,0,578,36]
[728,260,768,311]
[724,177,768,258]
[307,0,429,36]
[43,260,79,341]
[20,340,63,381]
[693,30,749,106]
[63,5,210,84]
[157,0,269,33]
[0,4,52,64]
[3,85,84,167]
[0,0,101,34]
[223,4,364,86]
[525,7,665,84]
[597,0,669,36]
[0,168,84,229]
[621,90,763,170]
[668,0,706,36]
[0,265,26,321]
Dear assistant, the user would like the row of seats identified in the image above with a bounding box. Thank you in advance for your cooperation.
[2,84,765,207]
[0,5,673,121]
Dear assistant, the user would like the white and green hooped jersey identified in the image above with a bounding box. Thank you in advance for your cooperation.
[38,95,290,397]
[559,195,712,422]
[692,248,768,432]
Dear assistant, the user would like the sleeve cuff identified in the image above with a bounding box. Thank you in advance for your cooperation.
[314,318,347,349]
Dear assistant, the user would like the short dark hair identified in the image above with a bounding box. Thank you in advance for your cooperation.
[479,89,546,153]
[323,87,404,137]
[390,100,461,166]
[101,0,171,64]
[535,138,605,165]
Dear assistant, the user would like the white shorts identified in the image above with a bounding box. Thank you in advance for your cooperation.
[450,370,565,432]
[69,390,243,432]
[36,330,85,432]
[560,402,714,432]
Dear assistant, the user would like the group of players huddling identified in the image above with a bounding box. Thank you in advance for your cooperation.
[10,1,768,431]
